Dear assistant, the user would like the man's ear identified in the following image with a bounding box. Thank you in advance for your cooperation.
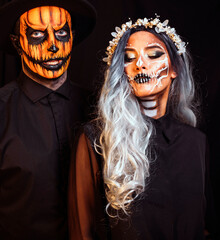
[10,34,22,55]
[72,29,76,39]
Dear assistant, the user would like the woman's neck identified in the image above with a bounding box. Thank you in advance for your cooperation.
[138,88,170,119]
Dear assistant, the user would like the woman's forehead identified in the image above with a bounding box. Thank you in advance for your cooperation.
[126,31,166,50]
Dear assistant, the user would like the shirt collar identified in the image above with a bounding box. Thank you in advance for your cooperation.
[154,114,180,144]
[144,113,181,144]
[17,71,71,103]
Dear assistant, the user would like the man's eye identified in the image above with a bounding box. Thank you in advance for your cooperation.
[148,51,165,59]
[31,31,44,38]
[55,29,67,37]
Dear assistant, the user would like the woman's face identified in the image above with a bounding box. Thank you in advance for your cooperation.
[124,31,177,98]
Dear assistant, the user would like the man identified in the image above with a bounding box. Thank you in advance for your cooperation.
[0,0,96,239]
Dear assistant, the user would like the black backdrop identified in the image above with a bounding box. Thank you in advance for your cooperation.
[0,0,220,234]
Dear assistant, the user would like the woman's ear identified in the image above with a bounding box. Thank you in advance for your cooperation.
[171,71,177,79]
[10,34,22,55]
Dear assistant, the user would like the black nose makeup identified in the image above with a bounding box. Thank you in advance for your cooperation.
[136,66,146,70]
[48,44,59,53]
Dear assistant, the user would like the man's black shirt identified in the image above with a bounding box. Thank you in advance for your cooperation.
[0,71,88,240]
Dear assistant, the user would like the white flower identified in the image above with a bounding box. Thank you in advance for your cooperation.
[115,27,121,33]
[152,18,159,25]
[168,27,175,34]
[162,19,169,26]
[126,21,132,27]
[103,57,108,62]
[111,32,117,37]
[143,18,148,24]
[109,41,114,46]
[155,27,160,33]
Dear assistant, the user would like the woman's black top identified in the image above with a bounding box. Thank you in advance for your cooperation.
[68,114,208,240]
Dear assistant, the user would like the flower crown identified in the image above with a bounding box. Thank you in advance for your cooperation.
[103,16,186,65]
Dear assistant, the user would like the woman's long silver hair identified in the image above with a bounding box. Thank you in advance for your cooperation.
[96,27,197,215]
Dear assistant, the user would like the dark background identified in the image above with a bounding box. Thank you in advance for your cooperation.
[1,0,219,236]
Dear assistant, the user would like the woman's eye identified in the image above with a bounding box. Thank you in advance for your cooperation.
[31,31,44,38]
[55,29,67,37]
[124,53,136,62]
[148,51,165,59]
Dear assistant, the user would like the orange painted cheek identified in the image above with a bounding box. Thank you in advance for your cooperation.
[19,16,28,55]
[41,55,71,78]
[52,57,71,78]
[55,37,72,58]
[23,54,43,76]
[37,43,49,61]
[20,33,30,56]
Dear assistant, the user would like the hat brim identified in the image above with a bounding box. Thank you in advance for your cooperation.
[0,0,96,54]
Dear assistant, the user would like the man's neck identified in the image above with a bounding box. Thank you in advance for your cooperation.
[22,60,67,91]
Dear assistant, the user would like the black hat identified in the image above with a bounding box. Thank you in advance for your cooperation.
[0,0,96,54]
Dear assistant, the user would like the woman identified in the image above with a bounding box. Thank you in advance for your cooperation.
[69,16,208,239]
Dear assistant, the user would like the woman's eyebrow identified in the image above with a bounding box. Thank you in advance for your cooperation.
[125,47,136,51]
[145,45,163,50]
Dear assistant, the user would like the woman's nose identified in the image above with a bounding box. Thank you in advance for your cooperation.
[136,56,146,70]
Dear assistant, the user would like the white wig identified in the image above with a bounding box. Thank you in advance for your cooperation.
[97,27,197,215]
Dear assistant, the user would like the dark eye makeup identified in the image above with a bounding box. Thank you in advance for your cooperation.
[147,51,165,59]
[26,27,47,45]
[124,50,165,63]
[26,22,71,45]
[124,50,137,62]
[30,31,45,38]
[55,23,70,42]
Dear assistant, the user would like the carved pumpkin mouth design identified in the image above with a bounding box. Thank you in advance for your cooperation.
[24,51,71,71]
[42,59,64,70]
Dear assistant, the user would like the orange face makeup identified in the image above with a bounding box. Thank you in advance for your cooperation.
[19,6,73,79]
[124,31,176,98]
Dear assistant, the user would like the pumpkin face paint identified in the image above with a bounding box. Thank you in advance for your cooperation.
[19,6,73,79]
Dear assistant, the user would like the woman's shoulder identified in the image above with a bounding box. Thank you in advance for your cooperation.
[83,119,102,145]
[174,116,205,136]
[169,116,206,146]
[154,113,206,143]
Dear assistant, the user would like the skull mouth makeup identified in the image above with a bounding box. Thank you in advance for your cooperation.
[124,31,177,100]
[133,65,168,84]
[125,40,170,94]
[134,73,150,84]
[19,6,73,79]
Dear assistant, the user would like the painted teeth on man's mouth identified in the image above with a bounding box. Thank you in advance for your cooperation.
[43,60,62,65]
[134,73,150,84]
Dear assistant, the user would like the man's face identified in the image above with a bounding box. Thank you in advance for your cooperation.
[19,6,73,79]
